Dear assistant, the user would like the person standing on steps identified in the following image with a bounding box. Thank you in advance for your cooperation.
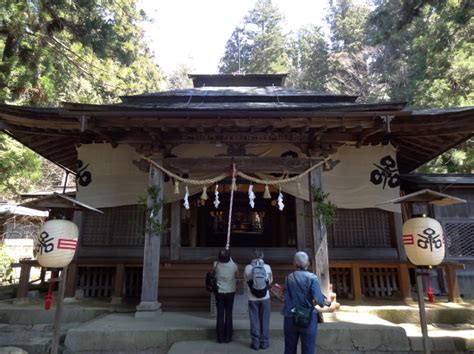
[244,249,273,350]
[214,248,238,343]
[282,251,328,354]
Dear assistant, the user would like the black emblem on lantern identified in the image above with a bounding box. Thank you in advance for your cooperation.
[370,155,400,189]
[417,227,442,252]
[34,231,54,256]
[77,160,92,187]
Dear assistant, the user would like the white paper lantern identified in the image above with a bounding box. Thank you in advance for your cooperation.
[402,217,445,266]
[35,220,79,268]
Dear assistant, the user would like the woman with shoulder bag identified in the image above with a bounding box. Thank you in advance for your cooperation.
[214,249,238,343]
[281,251,329,354]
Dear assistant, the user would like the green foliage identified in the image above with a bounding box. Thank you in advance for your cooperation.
[166,64,193,90]
[0,133,42,199]
[219,0,290,74]
[142,186,168,237]
[417,139,474,173]
[0,244,14,284]
[367,0,473,107]
[0,0,164,198]
[287,26,329,90]
[311,187,337,226]
[327,0,369,53]
[325,0,387,102]
[367,0,473,172]
[0,0,163,105]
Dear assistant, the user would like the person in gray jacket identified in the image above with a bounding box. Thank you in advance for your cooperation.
[244,249,273,350]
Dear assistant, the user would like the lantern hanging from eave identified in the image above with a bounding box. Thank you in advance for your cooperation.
[35,220,79,268]
[402,217,445,266]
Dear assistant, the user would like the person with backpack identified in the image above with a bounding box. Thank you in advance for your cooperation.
[214,249,238,343]
[244,249,273,350]
[282,251,329,354]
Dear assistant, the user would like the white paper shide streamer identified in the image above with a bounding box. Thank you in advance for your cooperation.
[213,184,220,209]
[248,184,256,208]
[183,186,190,210]
[277,187,285,211]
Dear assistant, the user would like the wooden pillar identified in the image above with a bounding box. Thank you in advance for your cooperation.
[189,207,198,247]
[111,263,125,304]
[170,201,181,260]
[393,212,407,261]
[15,261,32,303]
[51,266,68,354]
[278,209,288,247]
[352,263,363,302]
[65,210,82,300]
[136,163,164,317]
[309,164,331,297]
[64,262,78,298]
[445,263,462,303]
[399,263,412,302]
[295,198,307,251]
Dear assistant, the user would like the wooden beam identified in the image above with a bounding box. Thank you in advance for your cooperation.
[163,157,314,173]
[1,113,79,129]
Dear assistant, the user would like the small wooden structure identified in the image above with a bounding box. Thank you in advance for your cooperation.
[1,74,473,315]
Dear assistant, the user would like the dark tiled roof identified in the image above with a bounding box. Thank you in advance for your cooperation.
[121,86,359,105]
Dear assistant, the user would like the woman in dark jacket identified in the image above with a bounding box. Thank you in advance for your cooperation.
[282,251,326,354]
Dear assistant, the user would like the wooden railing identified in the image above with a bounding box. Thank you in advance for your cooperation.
[15,259,465,304]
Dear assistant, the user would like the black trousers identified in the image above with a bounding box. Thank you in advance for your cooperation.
[215,292,235,342]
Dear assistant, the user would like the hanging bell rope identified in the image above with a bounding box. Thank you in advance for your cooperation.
[225,163,237,250]
[141,156,228,186]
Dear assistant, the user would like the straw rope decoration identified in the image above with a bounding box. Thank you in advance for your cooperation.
[141,156,228,185]
[236,156,331,185]
[140,155,333,250]
[141,155,332,187]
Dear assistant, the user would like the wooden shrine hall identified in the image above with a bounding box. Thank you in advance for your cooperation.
[1,74,473,316]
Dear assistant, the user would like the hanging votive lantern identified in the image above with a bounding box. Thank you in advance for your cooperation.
[201,186,208,200]
[263,185,271,199]
[402,216,445,266]
[35,220,79,268]
[173,180,180,195]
